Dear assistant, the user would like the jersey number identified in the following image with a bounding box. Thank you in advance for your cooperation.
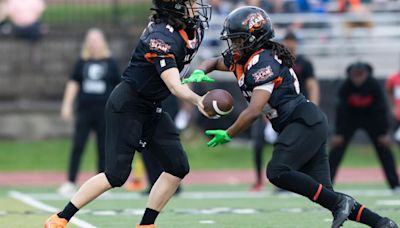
[289,68,300,94]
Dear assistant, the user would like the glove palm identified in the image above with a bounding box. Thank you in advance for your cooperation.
[205,130,232,147]
[182,70,215,84]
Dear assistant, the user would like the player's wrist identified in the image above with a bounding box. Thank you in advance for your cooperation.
[193,69,205,75]
[225,130,233,140]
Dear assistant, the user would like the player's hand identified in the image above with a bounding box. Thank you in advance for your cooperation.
[205,129,232,147]
[61,106,73,122]
[197,93,212,119]
[182,69,215,84]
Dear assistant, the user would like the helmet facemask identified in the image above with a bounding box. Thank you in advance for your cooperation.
[184,0,212,29]
[154,0,211,29]
[221,30,268,65]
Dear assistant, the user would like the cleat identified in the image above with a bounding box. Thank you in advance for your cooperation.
[136,225,156,228]
[57,182,77,198]
[331,195,355,228]
[249,182,264,192]
[44,214,68,228]
[272,187,288,195]
[125,179,146,192]
[393,186,400,195]
[375,217,398,228]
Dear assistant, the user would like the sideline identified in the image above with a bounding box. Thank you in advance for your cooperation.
[8,191,97,228]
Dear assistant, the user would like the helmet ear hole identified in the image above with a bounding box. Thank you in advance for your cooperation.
[175,4,182,10]
[249,35,255,42]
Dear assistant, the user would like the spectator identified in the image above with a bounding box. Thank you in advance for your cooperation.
[282,32,320,105]
[296,0,329,13]
[329,62,400,192]
[3,0,45,42]
[58,28,121,197]
[386,69,400,143]
[209,0,231,16]
[237,0,272,11]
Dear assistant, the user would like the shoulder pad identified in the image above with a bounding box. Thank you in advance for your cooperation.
[245,50,280,86]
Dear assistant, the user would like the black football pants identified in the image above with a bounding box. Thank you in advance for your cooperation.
[68,107,106,183]
[267,119,333,192]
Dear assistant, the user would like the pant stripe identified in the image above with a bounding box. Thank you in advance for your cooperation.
[313,184,323,201]
[356,205,365,222]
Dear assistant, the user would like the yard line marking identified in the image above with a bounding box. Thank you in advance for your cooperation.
[199,220,215,224]
[8,191,97,228]
[27,189,395,201]
[376,200,400,206]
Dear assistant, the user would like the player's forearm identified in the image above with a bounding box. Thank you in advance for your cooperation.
[306,79,320,105]
[170,84,201,106]
[198,57,227,74]
[62,81,79,109]
[227,108,260,138]
[308,87,320,106]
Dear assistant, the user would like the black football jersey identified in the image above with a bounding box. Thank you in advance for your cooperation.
[224,49,306,132]
[122,22,204,101]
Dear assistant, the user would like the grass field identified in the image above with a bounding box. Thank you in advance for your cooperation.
[1,184,400,227]
[42,3,151,25]
[1,139,400,227]
[1,137,400,171]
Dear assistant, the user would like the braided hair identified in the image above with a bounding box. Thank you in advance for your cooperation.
[263,40,295,68]
[150,12,186,30]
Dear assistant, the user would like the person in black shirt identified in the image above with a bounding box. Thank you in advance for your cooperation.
[184,6,397,228]
[58,28,120,197]
[329,62,400,192]
[282,31,319,104]
[45,1,212,227]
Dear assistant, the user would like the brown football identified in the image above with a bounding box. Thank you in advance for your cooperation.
[202,89,234,118]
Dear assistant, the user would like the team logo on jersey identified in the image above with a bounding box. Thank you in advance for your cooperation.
[252,66,274,82]
[149,39,171,53]
[242,12,266,32]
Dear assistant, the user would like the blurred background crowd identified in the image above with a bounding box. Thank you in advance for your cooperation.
[0,0,400,194]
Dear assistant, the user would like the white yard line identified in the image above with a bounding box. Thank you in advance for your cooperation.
[8,191,97,228]
[26,189,396,201]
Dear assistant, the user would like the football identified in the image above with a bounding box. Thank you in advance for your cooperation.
[202,89,234,118]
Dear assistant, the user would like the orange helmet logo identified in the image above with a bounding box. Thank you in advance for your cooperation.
[242,12,266,33]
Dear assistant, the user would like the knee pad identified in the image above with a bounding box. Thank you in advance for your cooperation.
[105,171,129,188]
[266,162,291,184]
[165,161,190,179]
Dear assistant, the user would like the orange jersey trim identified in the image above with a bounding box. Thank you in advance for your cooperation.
[244,48,266,71]
[144,53,175,63]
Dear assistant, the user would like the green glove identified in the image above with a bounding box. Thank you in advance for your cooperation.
[205,130,232,147]
[182,69,216,84]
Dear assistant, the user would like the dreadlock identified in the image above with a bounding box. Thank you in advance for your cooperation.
[150,11,186,30]
[264,40,295,68]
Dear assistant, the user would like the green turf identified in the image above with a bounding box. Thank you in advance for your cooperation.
[1,184,399,227]
[0,137,399,171]
[42,3,151,25]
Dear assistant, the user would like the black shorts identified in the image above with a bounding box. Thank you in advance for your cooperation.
[104,82,189,183]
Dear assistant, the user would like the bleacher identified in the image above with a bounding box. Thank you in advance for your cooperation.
[1,1,400,139]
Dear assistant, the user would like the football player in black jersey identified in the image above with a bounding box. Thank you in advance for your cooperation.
[45,0,211,227]
[184,6,397,228]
